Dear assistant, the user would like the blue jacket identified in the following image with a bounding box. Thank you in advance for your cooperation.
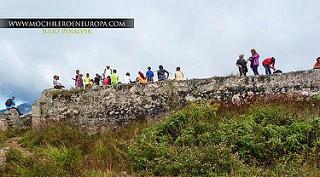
[146,70,154,79]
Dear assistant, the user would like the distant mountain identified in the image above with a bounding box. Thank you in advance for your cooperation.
[0,103,32,115]
[17,103,32,115]
[0,109,6,114]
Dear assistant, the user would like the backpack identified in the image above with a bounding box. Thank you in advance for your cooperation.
[5,99,13,107]
[273,70,283,74]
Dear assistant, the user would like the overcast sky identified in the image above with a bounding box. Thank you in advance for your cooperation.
[0,0,319,108]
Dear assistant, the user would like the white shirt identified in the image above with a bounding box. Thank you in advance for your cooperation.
[175,71,184,80]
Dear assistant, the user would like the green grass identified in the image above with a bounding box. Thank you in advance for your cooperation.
[0,130,5,148]
[1,121,151,176]
[1,97,320,176]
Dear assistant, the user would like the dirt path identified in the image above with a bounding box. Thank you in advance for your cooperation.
[0,137,32,169]
[4,137,32,156]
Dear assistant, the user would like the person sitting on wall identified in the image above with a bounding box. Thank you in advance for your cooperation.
[111,69,120,85]
[146,67,154,82]
[53,75,65,89]
[136,71,148,84]
[94,73,101,85]
[5,96,23,116]
[83,73,91,89]
[126,72,135,84]
[175,67,185,80]
[236,54,248,76]
[89,79,94,88]
[262,57,276,75]
[313,57,320,69]
[157,65,170,81]
[103,76,111,85]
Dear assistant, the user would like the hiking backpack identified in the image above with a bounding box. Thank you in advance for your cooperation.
[5,99,13,107]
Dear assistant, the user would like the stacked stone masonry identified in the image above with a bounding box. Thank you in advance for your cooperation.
[32,70,320,131]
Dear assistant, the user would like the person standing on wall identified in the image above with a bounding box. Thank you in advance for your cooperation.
[77,74,84,88]
[248,49,260,75]
[175,67,185,80]
[103,65,112,79]
[157,65,170,81]
[72,70,80,88]
[236,54,248,76]
[262,57,276,75]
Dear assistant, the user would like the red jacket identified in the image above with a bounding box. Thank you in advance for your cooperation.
[314,62,320,69]
[262,58,273,65]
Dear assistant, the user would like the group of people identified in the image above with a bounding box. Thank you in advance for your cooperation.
[71,67,121,89]
[53,65,185,89]
[6,53,320,116]
[52,50,320,90]
[236,49,278,77]
[236,49,320,77]
[125,65,184,84]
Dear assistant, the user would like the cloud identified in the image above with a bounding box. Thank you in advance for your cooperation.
[0,0,319,105]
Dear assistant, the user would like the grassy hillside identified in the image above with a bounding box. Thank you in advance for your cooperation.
[1,96,320,176]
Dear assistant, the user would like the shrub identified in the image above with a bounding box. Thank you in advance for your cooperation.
[129,102,320,176]
[128,103,237,176]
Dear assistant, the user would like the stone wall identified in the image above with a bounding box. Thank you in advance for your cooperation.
[32,70,320,131]
[0,110,31,130]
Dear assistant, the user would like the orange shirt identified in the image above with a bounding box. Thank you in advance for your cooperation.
[136,76,147,84]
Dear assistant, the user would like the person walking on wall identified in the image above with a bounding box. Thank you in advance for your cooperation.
[236,54,248,76]
[175,67,185,80]
[5,97,23,116]
[262,57,276,75]
[248,49,260,75]
[157,65,170,81]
